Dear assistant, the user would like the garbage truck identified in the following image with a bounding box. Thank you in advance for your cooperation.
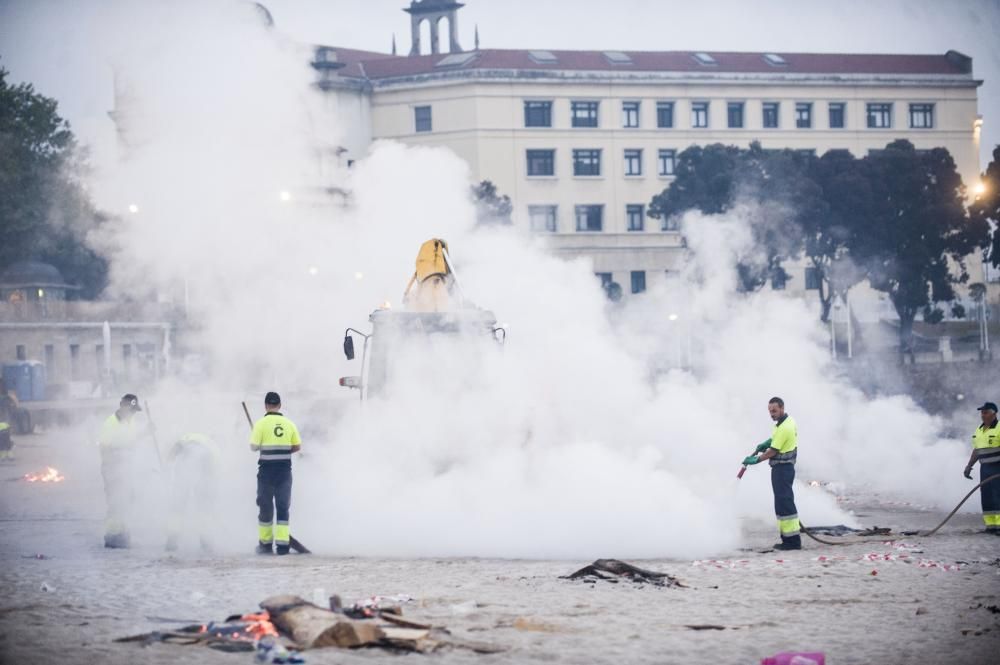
[340,239,505,400]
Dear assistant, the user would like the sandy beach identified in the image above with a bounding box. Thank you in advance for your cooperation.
[2,428,998,665]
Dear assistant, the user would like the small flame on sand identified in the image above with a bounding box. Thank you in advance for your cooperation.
[24,467,65,483]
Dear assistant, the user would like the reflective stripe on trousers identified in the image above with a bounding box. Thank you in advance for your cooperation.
[771,463,801,541]
[257,465,292,544]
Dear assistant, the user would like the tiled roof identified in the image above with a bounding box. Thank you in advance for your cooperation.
[325,48,973,81]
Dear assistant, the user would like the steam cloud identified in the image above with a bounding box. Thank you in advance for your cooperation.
[9,0,977,558]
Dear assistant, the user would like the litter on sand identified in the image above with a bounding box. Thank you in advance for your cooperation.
[561,559,686,588]
[116,594,504,655]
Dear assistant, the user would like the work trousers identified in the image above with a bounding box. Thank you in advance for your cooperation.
[0,427,12,459]
[257,464,292,547]
[101,448,137,538]
[981,461,1000,533]
[771,463,801,546]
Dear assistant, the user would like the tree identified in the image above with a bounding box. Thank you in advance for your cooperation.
[805,149,875,321]
[970,145,1000,270]
[471,180,512,226]
[860,140,990,352]
[648,143,811,292]
[0,67,107,298]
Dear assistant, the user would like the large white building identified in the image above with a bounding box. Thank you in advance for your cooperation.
[317,0,994,304]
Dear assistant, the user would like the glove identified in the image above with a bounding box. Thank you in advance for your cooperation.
[754,440,772,454]
[964,466,973,480]
[742,455,761,466]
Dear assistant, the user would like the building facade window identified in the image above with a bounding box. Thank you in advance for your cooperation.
[414,105,432,132]
[909,103,934,129]
[16,345,26,361]
[866,103,892,128]
[656,101,674,128]
[828,102,846,129]
[524,100,553,128]
[575,204,604,232]
[596,272,613,288]
[573,149,602,176]
[771,271,787,290]
[528,205,557,232]
[691,101,709,128]
[630,271,646,294]
[762,102,779,128]
[805,267,821,290]
[571,101,599,128]
[623,149,642,176]
[626,204,645,231]
[69,343,80,380]
[727,102,744,128]
[662,214,680,231]
[657,149,676,176]
[795,102,812,128]
[622,101,640,128]
[526,149,555,176]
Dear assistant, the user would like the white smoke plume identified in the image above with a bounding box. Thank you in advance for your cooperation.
[4,0,977,559]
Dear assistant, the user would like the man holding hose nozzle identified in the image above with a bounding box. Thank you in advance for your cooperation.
[742,396,801,550]
[964,401,1000,535]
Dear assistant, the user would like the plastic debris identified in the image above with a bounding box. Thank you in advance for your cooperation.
[256,636,305,664]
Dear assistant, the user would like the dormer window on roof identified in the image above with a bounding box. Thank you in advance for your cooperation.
[763,53,787,67]
[435,51,479,68]
[528,50,558,64]
[603,51,633,65]
[692,52,717,66]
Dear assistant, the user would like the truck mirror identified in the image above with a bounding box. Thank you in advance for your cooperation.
[343,335,355,360]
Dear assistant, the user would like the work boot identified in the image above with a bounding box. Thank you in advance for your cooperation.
[256,543,273,555]
[773,540,802,551]
[275,545,290,556]
[104,532,130,549]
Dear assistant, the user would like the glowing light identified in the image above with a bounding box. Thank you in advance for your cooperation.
[354,272,364,280]
[381,300,392,310]
[128,204,139,214]
[37,289,45,298]
[24,467,65,483]
[279,190,292,202]
[973,181,987,197]
[668,313,679,321]
[308,266,318,276]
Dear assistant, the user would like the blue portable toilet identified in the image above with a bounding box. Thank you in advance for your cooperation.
[2,362,32,401]
[2,361,46,401]
[28,361,46,401]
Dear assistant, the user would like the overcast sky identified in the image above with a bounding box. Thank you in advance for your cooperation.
[1,0,999,167]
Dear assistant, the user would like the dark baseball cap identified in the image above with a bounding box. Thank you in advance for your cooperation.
[977,401,998,412]
[120,394,142,411]
[264,391,281,406]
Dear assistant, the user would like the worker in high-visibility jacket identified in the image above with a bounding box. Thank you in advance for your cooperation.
[742,396,801,550]
[250,392,301,555]
[165,433,221,552]
[964,401,1000,535]
[98,394,147,548]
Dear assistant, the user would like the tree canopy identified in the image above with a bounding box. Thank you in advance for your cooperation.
[0,67,107,298]
[472,180,512,226]
[648,139,993,350]
[970,145,1000,270]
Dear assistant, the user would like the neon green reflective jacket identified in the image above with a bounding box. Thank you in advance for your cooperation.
[250,412,300,465]
[98,413,139,449]
[972,421,1000,465]
[768,415,798,466]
